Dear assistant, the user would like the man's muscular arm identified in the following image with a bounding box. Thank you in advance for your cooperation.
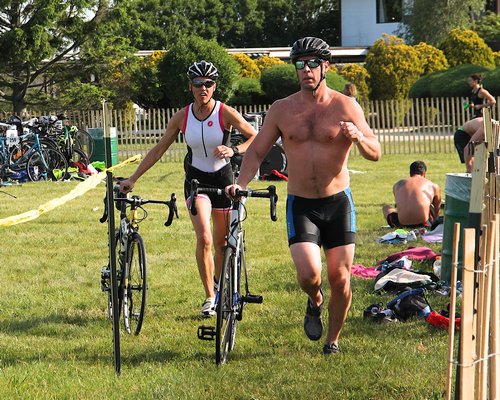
[340,101,380,161]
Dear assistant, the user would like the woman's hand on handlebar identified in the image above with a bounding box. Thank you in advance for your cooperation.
[225,183,245,199]
[119,178,135,194]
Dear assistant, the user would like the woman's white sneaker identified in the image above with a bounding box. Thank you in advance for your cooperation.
[201,297,216,317]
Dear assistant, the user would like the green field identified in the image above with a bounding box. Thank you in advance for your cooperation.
[0,151,464,399]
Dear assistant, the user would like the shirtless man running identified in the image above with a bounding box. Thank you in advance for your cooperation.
[226,37,381,355]
[382,161,441,228]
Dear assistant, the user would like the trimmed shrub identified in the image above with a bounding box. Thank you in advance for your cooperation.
[339,64,370,104]
[232,53,261,79]
[413,42,449,74]
[260,64,299,103]
[440,28,495,68]
[408,72,440,98]
[326,70,348,92]
[260,64,347,103]
[482,67,500,96]
[228,78,266,105]
[409,64,492,98]
[494,51,500,67]
[365,34,424,100]
[157,36,240,107]
[255,55,286,72]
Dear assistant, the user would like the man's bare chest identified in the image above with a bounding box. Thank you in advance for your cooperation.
[280,114,341,144]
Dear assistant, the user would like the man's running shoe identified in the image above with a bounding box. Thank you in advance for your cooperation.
[323,343,341,355]
[201,297,216,318]
[303,289,324,341]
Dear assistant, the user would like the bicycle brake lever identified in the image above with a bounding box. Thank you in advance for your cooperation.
[164,193,178,227]
[99,195,108,223]
[190,179,199,216]
[268,185,278,222]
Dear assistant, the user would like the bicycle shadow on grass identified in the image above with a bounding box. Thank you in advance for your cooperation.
[0,346,181,367]
[0,313,97,337]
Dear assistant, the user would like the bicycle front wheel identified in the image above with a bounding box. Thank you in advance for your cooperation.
[123,232,147,335]
[216,247,237,365]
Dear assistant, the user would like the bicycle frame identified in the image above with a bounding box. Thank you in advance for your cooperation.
[100,185,178,335]
[191,179,277,363]
[225,201,246,316]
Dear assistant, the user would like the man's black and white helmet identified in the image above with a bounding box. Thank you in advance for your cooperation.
[186,60,219,80]
[290,37,331,63]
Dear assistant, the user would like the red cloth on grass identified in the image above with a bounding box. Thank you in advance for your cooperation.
[425,311,461,330]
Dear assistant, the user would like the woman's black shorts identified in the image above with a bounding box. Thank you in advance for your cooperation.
[184,163,234,210]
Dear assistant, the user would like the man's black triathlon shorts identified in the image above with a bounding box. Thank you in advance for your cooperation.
[286,188,356,249]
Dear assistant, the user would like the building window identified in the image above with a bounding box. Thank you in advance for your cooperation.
[376,0,403,23]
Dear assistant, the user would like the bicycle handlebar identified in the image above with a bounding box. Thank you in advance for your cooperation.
[99,186,178,227]
[189,179,278,221]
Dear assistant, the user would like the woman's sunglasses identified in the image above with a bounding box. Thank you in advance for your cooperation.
[191,80,216,88]
[294,59,323,70]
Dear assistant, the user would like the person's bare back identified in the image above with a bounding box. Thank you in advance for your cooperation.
[383,161,441,227]
[393,176,437,225]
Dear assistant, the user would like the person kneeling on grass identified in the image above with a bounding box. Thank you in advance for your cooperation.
[382,161,441,229]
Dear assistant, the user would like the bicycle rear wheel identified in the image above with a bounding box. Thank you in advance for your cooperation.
[67,147,90,170]
[123,232,147,335]
[74,129,94,160]
[216,247,237,365]
[26,148,68,181]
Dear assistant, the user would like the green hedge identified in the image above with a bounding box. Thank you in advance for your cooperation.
[228,77,266,105]
[260,64,347,103]
[409,64,494,98]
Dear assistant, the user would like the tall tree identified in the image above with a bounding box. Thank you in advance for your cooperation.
[398,0,486,46]
[113,0,264,49]
[0,0,109,113]
[244,0,340,47]
[113,0,340,49]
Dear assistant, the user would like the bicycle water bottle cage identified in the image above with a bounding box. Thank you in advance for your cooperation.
[197,325,216,341]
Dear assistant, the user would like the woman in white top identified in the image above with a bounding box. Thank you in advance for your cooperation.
[120,60,257,317]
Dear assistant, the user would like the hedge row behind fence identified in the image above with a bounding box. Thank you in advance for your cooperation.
[2,98,499,161]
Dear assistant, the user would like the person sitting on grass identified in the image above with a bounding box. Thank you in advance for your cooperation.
[382,161,441,228]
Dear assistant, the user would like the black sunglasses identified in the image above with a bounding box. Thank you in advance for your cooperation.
[191,80,216,88]
[294,59,323,70]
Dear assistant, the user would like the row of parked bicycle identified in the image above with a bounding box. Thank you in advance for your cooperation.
[0,114,95,183]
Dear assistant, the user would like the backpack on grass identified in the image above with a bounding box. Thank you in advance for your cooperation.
[387,288,432,321]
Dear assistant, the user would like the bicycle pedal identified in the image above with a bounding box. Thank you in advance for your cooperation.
[242,294,263,304]
[197,325,216,341]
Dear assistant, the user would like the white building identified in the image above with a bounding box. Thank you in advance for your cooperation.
[341,0,406,47]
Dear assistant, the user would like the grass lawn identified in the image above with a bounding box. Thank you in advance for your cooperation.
[0,151,464,399]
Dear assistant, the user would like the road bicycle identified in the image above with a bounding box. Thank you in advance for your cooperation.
[191,179,278,364]
[100,185,178,335]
